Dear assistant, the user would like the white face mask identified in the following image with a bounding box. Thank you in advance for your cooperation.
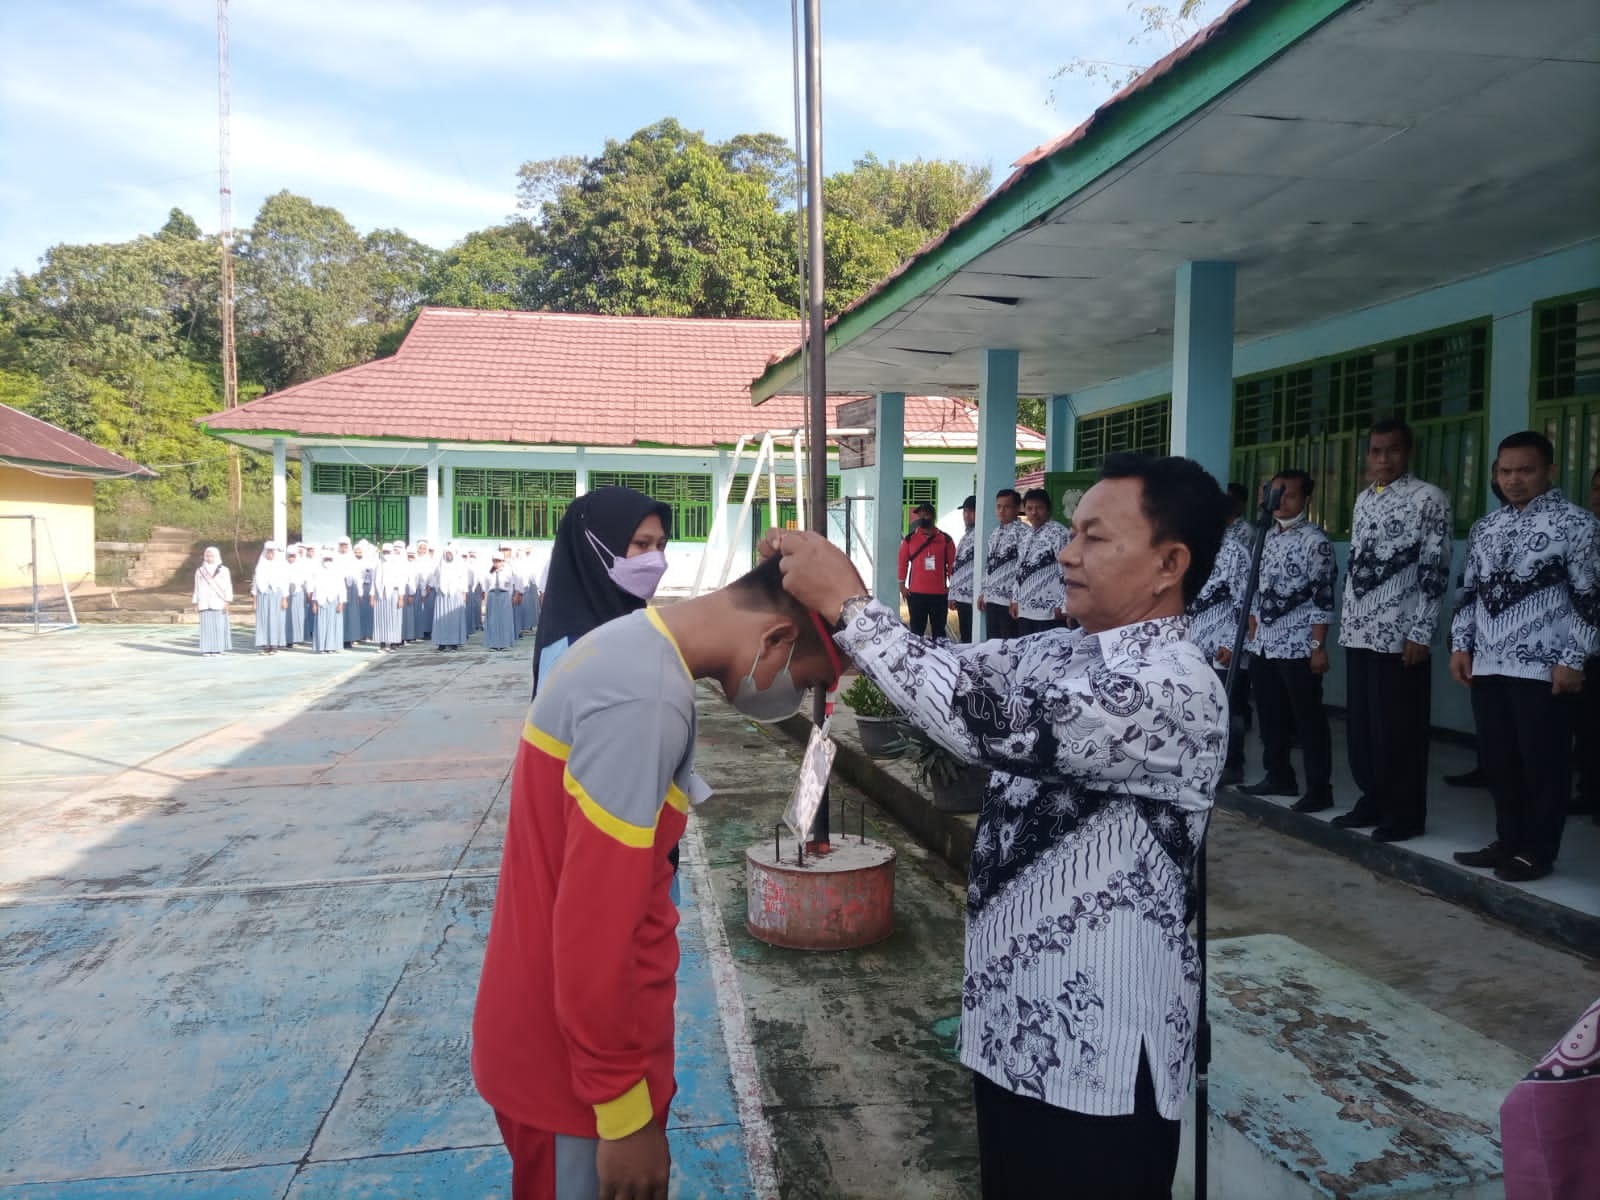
[727,640,805,723]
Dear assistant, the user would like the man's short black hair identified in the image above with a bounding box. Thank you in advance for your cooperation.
[912,501,935,515]
[728,554,826,657]
[1368,417,1414,451]
[1226,482,1248,505]
[1497,430,1555,465]
[995,488,1021,504]
[1021,488,1050,508]
[1272,468,1316,499]
[1098,453,1227,604]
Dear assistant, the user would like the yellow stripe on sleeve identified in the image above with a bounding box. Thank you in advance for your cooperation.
[594,1077,654,1141]
[522,721,571,760]
[565,768,658,849]
[664,783,689,815]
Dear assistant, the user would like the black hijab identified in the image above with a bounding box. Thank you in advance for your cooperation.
[531,485,672,698]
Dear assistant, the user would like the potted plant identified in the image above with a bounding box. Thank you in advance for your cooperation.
[899,729,985,813]
[840,674,906,758]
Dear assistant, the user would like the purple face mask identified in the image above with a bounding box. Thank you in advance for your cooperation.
[586,529,668,600]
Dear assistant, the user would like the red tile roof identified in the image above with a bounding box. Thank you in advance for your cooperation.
[201,308,1040,450]
[0,403,155,478]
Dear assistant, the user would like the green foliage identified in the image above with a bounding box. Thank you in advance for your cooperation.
[895,727,972,791]
[840,673,900,719]
[423,225,538,311]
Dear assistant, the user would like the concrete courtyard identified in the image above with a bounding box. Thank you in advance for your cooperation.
[2,624,1595,1198]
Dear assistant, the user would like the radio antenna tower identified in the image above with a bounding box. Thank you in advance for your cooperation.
[217,0,241,520]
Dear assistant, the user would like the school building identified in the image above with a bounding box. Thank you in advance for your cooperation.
[752,0,1599,735]
[199,308,1043,595]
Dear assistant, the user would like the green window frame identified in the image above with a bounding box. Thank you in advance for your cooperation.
[588,471,715,542]
[1230,322,1489,539]
[729,473,843,502]
[1533,293,1600,502]
[902,477,939,531]
[452,468,577,540]
[308,463,427,497]
[1074,396,1171,470]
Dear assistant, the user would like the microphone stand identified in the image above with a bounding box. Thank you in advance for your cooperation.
[1194,483,1281,1200]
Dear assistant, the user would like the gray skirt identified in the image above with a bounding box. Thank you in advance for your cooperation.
[199,609,230,654]
[254,589,285,647]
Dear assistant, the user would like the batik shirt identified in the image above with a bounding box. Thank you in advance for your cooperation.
[834,600,1225,1121]
[1339,474,1453,654]
[949,529,977,604]
[1186,536,1251,665]
[982,521,1026,604]
[1225,518,1253,550]
[1450,488,1600,681]
[1246,517,1337,659]
[1014,520,1072,621]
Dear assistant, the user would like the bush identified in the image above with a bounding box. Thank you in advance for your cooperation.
[840,673,899,719]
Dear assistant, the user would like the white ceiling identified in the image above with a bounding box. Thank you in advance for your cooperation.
[759,0,1600,399]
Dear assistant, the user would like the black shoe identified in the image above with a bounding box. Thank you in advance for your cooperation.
[1493,855,1551,883]
[1371,825,1423,844]
[1242,777,1297,797]
[1331,806,1380,829]
[1291,793,1333,813]
[1444,767,1488,788]
[1452,842,1507,869]
[1219,766,1244,787]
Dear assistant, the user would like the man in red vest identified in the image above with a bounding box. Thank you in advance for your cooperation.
[897,501,957,642]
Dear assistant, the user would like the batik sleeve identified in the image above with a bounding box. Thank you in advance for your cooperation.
[1409,491,1454,646]
[1450,522,1483,654]
[1561,511,1600,669]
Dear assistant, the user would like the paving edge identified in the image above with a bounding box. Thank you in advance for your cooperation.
[776,715,974,875]
[778,716,1597,961]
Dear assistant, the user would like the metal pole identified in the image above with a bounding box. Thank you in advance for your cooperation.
[30,516,40,635]
[803,0,830,848]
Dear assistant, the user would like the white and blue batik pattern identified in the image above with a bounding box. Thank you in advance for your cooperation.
[1187,536,1251,665]
[949,529,977,604]
[834,600,1224,1121]
[1246,519,1337,660]
[1225,518,1252,550]
[1339,474,1453,654]
[1450,488,1600,681]
[1014,521,1072,620]
[982,521,1026,603]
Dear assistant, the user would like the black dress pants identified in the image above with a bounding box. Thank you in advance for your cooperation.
[973,1053,1180,1199]
[984,601,1018,640]
[1345,647,1432,832]
[906,590,949,641]
[1471,674,1575,867]
[1015,616,1060,635]
[1578,656,1599,814]
[1253,655,1333,800]
[952,600,973,644]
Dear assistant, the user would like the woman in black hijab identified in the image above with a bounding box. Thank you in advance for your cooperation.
[531,485,672,698]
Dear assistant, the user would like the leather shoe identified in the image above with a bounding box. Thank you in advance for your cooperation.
[1443,767,1488,788]
[1371,825,1423,843]
[1453,842,1506,868]
[1331,809,1380,829]
[1241,777,1298,797]
[1493,855,1551,883]
[1291,793,1333,813]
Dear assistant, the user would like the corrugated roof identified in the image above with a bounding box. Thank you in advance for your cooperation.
[202,308,1041,450]
[0,404,156,478]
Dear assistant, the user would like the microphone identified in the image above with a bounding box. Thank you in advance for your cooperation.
[1259,483,1285,523]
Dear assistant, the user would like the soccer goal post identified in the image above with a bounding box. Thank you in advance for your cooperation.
[0,514,79,633]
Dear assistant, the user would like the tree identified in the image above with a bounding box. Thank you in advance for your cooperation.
[237,191,378,390]
[422,225,538,312]
[1051,1,1218,99]
[364,228,440,333]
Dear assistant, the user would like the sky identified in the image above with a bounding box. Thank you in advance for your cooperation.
[0,0,1229,278]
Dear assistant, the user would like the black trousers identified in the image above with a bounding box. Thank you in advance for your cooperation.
[1214,666,1245,770]
[973,1054,1180,1199]
[1252,655,1333,799]
[1471,674,1575,866]
[984,602,1018,640]
[1015,616,1061,635]
[906,591,950,640]
[1578,657,1600,812]
[1345,647,1433,831]
[952,600,973,644]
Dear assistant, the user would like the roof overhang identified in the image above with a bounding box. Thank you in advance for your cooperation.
[0,454,156,480]
[752,0,1600,401]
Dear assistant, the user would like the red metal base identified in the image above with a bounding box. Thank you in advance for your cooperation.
[745,835,896,951]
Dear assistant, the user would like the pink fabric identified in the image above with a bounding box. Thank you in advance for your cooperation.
[1501,997,1600,1199]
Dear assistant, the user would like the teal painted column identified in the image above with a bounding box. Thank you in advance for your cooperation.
[271,437,287,548]
[872,392,906,609]
[974,350,1019,640]
[1171,261,1236,481]
[1045,395,1074,473]
[1487,308,1532,510]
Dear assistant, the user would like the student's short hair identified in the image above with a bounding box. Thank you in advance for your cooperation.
[727,555,828,659]
[1226,482,1249,505]
[1097,453,1227,605]
[1021,488,1050,508]
[1272,468,1316,499]
[1497,430,1555,465]
[1368,417,1414,451]
[995,488,1022,504]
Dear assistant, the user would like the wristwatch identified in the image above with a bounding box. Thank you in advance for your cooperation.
[1309,638,1325,651]
[832,594,874,633]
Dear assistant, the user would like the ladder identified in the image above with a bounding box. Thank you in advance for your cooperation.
[691,429,809,597]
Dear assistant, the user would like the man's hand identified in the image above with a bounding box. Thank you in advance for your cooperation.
[899,585,910,602]
[281,598,289,610]
[948,600,958,612]
[1552,664,1585,696]
[1401,640,1430,667]
[1216,646,1233,668]
[1008,601,1019,619]
[596,1121,669,1200]
[1450,650,1473,687]
[756,528,786,561]
[1310,647,1330,675]
[1247,615,1258,640]
[774,530,867,622]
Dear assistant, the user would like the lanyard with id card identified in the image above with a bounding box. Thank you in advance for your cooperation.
[783,718,837,843]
